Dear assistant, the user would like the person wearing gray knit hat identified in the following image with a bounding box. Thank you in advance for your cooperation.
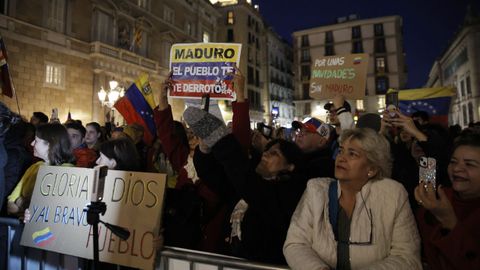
[183,106,229,148]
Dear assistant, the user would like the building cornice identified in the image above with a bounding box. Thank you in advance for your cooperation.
[292,15,402,37]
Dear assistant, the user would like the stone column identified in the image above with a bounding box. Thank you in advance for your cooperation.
[92,72,105,124]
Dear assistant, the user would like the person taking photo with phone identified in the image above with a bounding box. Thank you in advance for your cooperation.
[414,128,480,270]
[381,109,450,210]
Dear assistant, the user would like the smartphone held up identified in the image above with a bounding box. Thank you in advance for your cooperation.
[91,165,108,202]
[419,156,436,190]
[385,90,399,119]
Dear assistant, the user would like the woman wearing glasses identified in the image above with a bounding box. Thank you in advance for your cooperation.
[284,128,421,270]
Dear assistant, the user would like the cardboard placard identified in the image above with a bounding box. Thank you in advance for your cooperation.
[20,166,166,270]
[169,42,242,100]
[309,53,368,99]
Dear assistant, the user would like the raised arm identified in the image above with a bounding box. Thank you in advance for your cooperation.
[231,67,251,151]
[153,75,189,173]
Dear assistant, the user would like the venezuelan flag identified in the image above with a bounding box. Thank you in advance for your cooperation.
[114,74,157,145]
[398,87,455,125]
[32,227,56,247]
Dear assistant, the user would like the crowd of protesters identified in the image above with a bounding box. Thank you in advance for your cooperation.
[0,71,479,270]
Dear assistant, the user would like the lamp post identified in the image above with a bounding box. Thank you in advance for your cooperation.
[97,80,124,108]
[97,80,124,124]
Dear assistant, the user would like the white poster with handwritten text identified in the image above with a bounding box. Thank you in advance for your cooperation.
[20,166,166,270]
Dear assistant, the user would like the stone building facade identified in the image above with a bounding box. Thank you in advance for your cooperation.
[425,9,480,127]
[0,0,220,123]
[266,28,294,127]
[213,0,269,123]
[292,15,407,121]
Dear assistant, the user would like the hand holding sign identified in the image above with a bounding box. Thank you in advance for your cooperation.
[169,43,242,101]
[159,72,173,110]
[228,66,245,102]
[333,94,345,110]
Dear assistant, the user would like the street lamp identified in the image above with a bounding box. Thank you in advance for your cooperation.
[98,80,124,108]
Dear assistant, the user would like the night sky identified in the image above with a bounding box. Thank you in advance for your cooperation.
[254,0,477,88]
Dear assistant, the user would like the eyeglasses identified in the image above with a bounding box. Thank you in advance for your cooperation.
[336,208,373,246]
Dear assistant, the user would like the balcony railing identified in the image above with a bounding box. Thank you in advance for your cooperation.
[90,41,159,71]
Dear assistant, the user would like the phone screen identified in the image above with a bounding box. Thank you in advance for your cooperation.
[92,166,108,202]
[386,92,399,118]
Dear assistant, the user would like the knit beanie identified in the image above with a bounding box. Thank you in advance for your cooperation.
[183,106,228,148]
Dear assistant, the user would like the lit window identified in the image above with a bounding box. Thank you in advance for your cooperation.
[46,0,66,32]
[378,96,386,109]
[356,100,364,111]
[376,57,386,73]
[227,11,234,24]
[203,31,210,43]
[44,62,65,89]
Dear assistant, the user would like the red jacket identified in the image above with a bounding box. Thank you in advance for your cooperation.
[416,188,480,270]
[73,146,97,168]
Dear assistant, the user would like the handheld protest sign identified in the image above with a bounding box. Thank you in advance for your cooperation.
[169,42,242,101]
[309,53,368,100]
[20,166,167,270]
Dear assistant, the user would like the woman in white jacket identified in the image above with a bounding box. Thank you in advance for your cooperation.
[284,128,421,270]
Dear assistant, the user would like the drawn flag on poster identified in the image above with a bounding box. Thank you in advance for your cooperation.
[114,74,156,145]
[398,87,455,125]
[32,227,56,247]
[0,36,13,98]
